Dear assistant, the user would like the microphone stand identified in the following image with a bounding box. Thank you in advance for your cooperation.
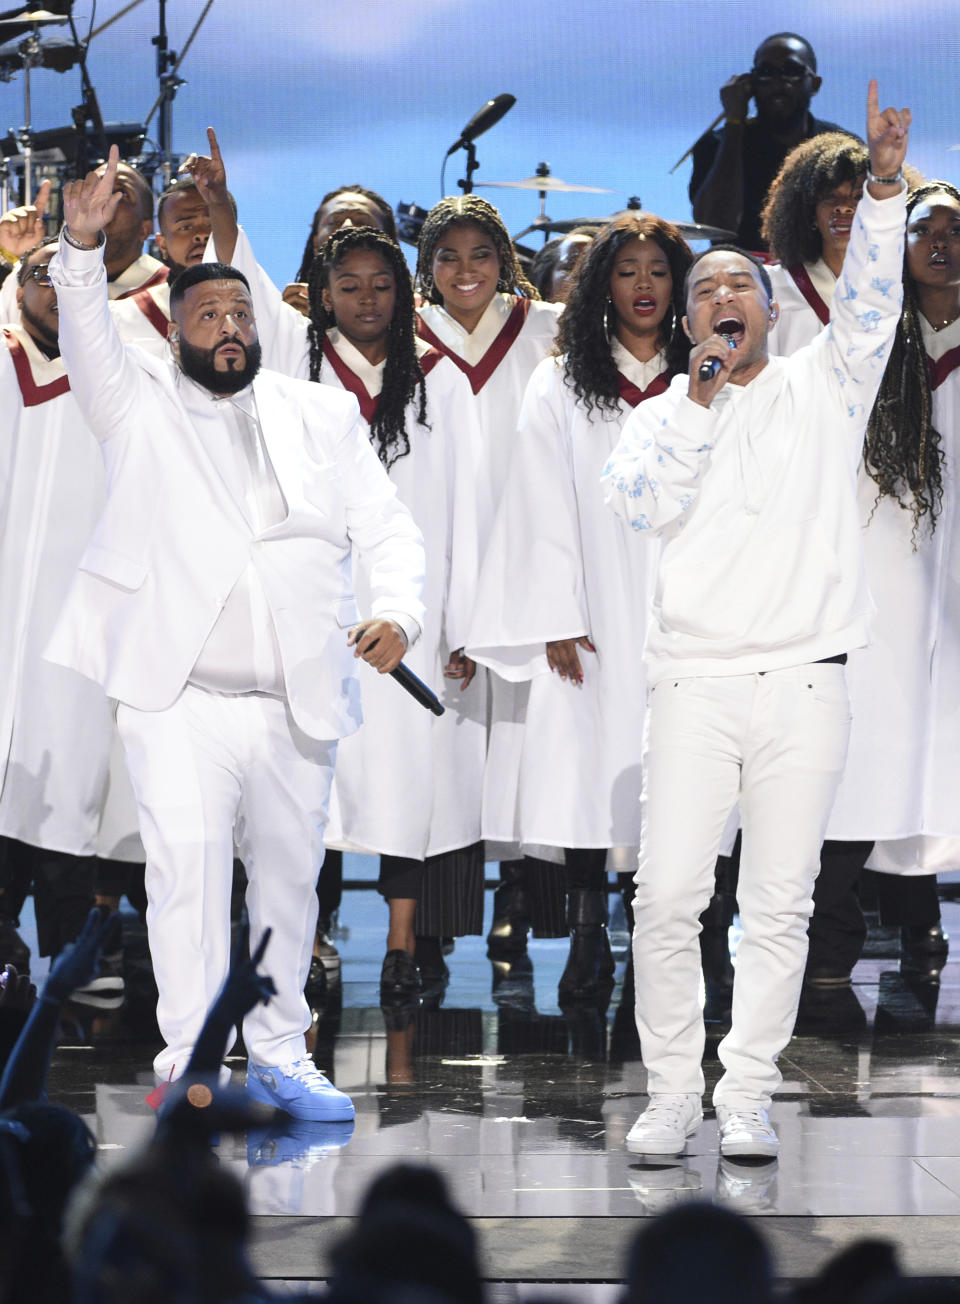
[457,139,479,196]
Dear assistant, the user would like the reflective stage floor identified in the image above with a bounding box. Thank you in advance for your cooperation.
[26,862,960,1294]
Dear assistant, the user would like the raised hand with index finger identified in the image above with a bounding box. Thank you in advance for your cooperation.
[179,126,229,206]
[62,144,124,246]
[866,78,911,194]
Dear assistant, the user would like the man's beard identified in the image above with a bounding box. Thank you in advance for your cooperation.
[20,303,60,357]
[177,334,262,395]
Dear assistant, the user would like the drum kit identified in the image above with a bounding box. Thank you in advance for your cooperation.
[0,2,213,218]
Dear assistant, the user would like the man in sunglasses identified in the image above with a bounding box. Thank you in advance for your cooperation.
[690,33,853,252]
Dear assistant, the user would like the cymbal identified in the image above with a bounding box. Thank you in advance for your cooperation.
[513,214,735,242]
[478,174,613,194]
[0,8,69,25]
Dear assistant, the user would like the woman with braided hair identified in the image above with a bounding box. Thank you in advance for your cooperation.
[468,213,693,1002]
[185,137,486,1003]
[820,180,960,979]
[415,194,567,964]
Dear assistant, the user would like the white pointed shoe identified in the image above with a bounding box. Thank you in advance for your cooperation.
[716,1105,779,1158]
[625,1092,703,1156]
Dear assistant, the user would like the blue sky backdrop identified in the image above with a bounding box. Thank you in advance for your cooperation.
[3,0,957,283]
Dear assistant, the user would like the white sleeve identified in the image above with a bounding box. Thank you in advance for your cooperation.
[601,391,719,536]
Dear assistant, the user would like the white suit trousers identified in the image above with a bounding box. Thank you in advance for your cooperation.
[116,685,336,1078]
[633,664,851,1110]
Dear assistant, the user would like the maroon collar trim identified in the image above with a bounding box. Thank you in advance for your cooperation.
[617,370,669,408]
[3,329,69,406]
[416,297,531,394]
[785,263,830,326]
[928,345,960,392]
[130,286,170,337]
[323,335,379,423]
[113,264,170,301]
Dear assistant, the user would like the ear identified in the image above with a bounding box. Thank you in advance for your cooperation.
[681,313,696,344]
[768,301,780,325]
[809,74,822,98]
[155,231,168,259]
[321,287,333,314]
[167,319,180,360]
[140,217,154,241]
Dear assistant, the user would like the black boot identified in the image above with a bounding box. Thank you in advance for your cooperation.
[900,923,949,978]
[487,860,532,959]
[558,890,615,1004]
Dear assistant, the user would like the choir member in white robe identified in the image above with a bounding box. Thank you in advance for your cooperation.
[413,193,567,955]
[184,134,483,995]
[0,166,167,327]
[0,242,141,967]
[763,144,954,980]
[468,214,693,1002]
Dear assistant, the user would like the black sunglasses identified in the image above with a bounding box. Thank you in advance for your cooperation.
[752,60,812,82]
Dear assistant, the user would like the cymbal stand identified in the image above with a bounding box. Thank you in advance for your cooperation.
[144,0,215,189]
[14,27,40,202]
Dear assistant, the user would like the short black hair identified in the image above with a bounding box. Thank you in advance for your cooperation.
[684,243,774,305]
[156,178,238,231]
[168,261,251,312]
[754,31,817,71]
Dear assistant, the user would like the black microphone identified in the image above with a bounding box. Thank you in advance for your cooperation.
[390,662,445,716]
[697,334,736,382]
[446,93,516,154]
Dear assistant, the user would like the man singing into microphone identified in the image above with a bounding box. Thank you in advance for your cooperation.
[602,82,910,1159]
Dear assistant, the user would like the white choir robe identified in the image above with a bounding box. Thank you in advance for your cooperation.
[417,293,563,858]
[109,280,172,357]
[769,263,960,874]
[467,348,660,851]
[0,326,142,859]
[211,229,484,858]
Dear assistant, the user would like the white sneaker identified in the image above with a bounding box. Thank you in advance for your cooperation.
[625,1092,703,1156]
[716,1105,779,1158]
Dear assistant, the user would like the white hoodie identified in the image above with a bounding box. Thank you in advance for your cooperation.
[601,185,906,685]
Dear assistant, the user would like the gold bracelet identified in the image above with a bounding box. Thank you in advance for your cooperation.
[0,243,18,266]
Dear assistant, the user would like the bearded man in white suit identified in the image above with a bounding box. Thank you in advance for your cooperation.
[47,149,425,1121]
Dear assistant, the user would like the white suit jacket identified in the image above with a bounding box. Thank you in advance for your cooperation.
[46,236,425,742]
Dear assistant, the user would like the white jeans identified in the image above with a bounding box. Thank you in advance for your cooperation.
[633,664,851,1109]
[116,685,336,1078]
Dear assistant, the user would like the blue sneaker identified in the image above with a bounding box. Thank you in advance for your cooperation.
[246,1057,355,1122]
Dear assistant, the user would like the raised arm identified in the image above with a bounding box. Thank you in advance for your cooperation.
[50,146,142,437]
[184,128,310,377]
[820,81,909,397]
[689,74,753,234]
[180,127,238,264]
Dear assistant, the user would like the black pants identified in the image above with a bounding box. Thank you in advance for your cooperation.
[0,836,94,958]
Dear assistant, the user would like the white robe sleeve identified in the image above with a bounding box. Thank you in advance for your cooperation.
[468,358,592,680]
[436,366,482,654]
[205,227,310,378]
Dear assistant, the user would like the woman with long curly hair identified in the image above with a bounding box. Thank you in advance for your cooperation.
[415,194,567,965]
[761,132,871,353]
[187,144,486,1004]
[822,181,960,976]
[469,213,693,1001]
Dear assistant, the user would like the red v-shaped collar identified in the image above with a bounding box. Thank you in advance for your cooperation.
[130,286,170,337]
[114,264,170,301]
[785,263,830,326]
[323,335,379,423]
[3,329,69,406]
[416,297,531,394]
[928,345,960,392]
[418,346,444,378]
[618,371,669,408]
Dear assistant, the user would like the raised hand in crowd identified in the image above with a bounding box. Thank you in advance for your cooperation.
[865,77,911,195]
[62,144,123,245]
[0,907,118,1109]
[180,125,239,262]
[183,923,276,1079]
[0,178,51,261]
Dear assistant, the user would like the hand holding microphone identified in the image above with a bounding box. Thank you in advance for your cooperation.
[689,331,738,407]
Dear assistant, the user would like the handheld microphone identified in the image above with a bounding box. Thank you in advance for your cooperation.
[390,662,445,716]
[446,93,516,154]
[697,334,736,382]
